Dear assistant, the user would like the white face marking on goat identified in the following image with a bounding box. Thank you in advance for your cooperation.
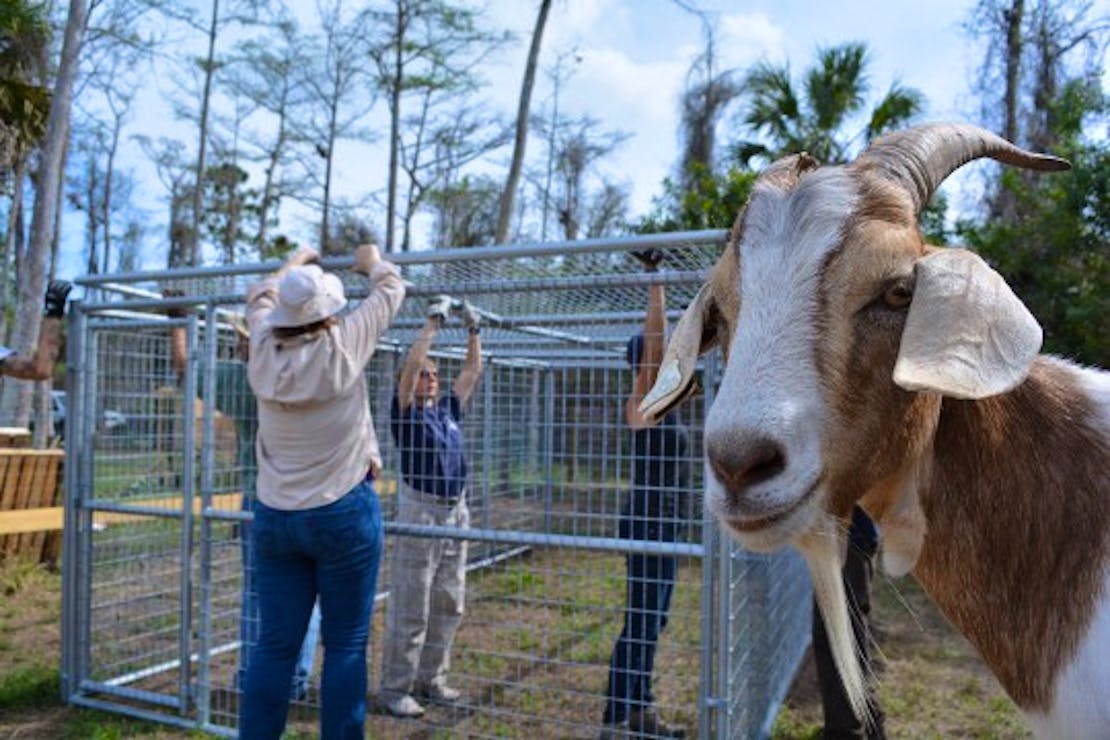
[704,168,860,550]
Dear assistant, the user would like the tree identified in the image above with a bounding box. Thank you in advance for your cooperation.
[398,101,508,250]
[733,41,925,166]
[297,0,374,250]
[135,135,195,268]
[635,163,755,234]
[549,116,628,241]
[494,0,551,244]
[1,0,51,345]
[428,173,500,247]
[228,8,311,257]
[957,82,1107,366]
[676,14,743,191]
[1,0,88,429]
[201,160,261,265]
[958,1,1108,365]
[367,0,509,251]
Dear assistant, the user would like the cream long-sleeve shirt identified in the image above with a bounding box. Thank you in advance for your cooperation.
[245,261,405,510]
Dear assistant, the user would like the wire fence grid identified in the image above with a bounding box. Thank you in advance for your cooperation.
[59,231,811,739]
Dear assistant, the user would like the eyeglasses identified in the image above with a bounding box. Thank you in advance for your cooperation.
[419,369,438,379]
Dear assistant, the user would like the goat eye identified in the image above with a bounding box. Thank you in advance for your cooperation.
[881,281,913,310]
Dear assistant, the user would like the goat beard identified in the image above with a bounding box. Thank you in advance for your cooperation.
[797,516,873,724]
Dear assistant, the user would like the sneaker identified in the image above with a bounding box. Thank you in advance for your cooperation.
[628,707,685,738]
[384,694,425,718]
[599,721,629,739]
[416,682,463,704]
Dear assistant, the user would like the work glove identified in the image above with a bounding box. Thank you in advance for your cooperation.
[453,299,481,331]
[427,295,453,325]
[162,287,188,318]
[43,280,72,318]
[630,248,665,271]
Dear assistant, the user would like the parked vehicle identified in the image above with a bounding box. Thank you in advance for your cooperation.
[45,390,128,438]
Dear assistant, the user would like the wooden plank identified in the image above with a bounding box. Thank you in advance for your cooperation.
[0,476,399,536]
[3,454,39,558]
[27,454,62,561]
[37,454,63,563]
[0,506,63,534]
[1,454,32,557]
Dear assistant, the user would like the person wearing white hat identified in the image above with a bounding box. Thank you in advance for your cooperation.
[167,309,322,707]
[239,243,404,740]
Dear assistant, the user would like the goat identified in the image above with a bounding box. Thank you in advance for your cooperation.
[640,122,1109,737]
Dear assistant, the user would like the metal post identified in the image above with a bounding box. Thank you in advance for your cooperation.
[698,351,720,740]
[543,368,555,534]
[60,303,86,700]
[178,315,198,712]
[196,303,219,724]
[77,323,99,692]
[481,361,493,541]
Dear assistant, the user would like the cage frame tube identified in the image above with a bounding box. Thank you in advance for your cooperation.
[543,369,555,534]
[385,521,702,557]
[196,301,220,725]
[60,302,86,700]
[698,350,721,739]
[78,322,99,695]
[73,230,730,288]
[176,314,199,712]
[481,365,493,539]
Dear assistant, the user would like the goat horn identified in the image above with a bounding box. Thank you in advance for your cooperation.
[854,122,1070,213]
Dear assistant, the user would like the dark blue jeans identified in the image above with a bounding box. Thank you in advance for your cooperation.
[603,518,678,724]
[240,480,382,740]
[238,495,321,699]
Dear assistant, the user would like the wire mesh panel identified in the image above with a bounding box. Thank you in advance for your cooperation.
[62,232,813,739]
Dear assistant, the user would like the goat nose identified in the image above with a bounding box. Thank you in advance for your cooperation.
[707,436,787,494]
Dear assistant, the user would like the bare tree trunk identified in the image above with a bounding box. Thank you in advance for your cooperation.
[102,107,123,273]
[320,82,338,250]
[85,153,100,274]
[1002,0,1024,144]
[1,0,87,430]
[257,86,289,255]
[1,157,26,344]
[384,0,407,252]
[495,0,551,245]
[191,0,220,266]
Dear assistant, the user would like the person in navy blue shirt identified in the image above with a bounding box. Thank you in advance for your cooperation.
[601,249,688,739]
[380,294,483,719]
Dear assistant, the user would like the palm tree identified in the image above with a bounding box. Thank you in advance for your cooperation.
[733,42,924,165]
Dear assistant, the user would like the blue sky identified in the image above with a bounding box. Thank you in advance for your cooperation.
[55,0,1108,280]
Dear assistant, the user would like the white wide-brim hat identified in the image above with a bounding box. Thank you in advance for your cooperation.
[267,264,347,328]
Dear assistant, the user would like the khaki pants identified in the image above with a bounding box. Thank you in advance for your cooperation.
[380,484,469,697]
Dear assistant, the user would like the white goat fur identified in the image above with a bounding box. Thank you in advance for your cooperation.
[641,123,1110,736]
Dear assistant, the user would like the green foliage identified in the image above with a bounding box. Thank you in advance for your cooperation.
[733,41,924,166]
[957,82,1109,366]
[0,0,51,155]
[635,162,756,233]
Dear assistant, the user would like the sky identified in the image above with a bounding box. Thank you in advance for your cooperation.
[55,0,1109,279]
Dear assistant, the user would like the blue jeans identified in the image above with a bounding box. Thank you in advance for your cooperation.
[604,517,678,724]
[240,480,383,740]
[239,496,321,699]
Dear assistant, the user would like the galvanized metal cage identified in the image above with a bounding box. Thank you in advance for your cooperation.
[60,232,811,738]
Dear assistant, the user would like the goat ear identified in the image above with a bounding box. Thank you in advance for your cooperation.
[639,282,717,421]
[894,249,1042,399]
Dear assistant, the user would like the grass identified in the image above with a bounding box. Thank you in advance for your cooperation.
[1,546,1033,739]
[770,575,1030,739]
